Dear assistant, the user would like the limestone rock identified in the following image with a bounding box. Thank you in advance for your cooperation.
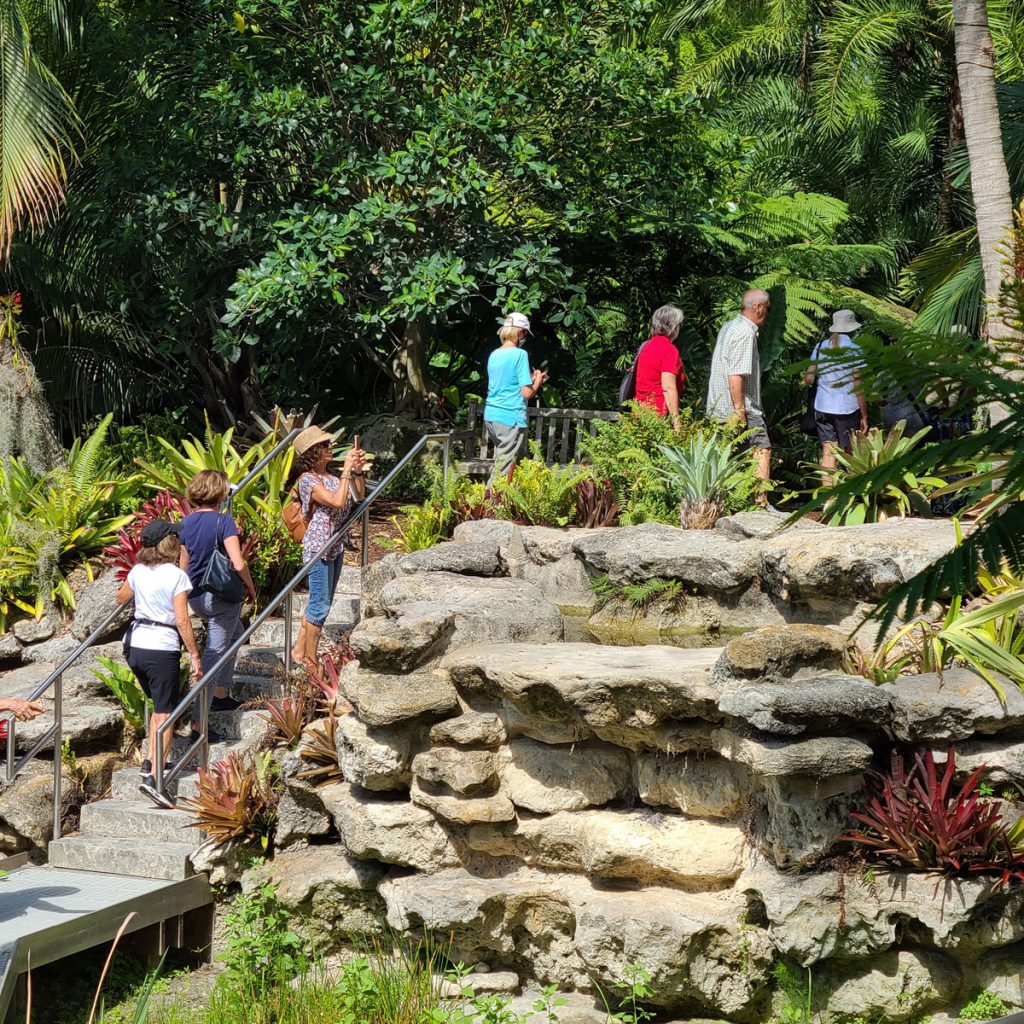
[888,669,1024,742]
[0,765,54,852]
[713,625,850,683]
[633,752,752,819]
[573,522,759,593]
[718,674,892,737]
[410,777,515,824]
[189,838,253,887]
[361,552,403,618]
[447,643,721,748]
[503,526,601,614]
[13,616,55,644]
[349,608,453,671]
[441,970,521,998]
[320,782,459,871]
[71,570,132,641]
[451,520,520,564]
[274,758,333,850]
[937,737,1024,785]
[399,541,500,577]
[712,729,873,779]
[335,715,412,792]
[760,519,961,604]
[499,738,629,813]
[715,510,821,540]
[340,664,459,727]
[0,631,21,663]
[430,712,506,748]
[242,845,384,944]
[412,746,498,794]
[813,949,961,1022]
[486,990,607,1024]
[978,942,1024,1009]
[467,809,746,888]
[22,635,79,664]
[379,573,563,649]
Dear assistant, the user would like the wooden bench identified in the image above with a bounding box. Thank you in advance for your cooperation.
[457,400,619,476]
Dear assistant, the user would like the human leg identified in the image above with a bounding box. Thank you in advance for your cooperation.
[189,591,244,729]
[745,411,772,492]
[133,649,180,808]
[302,559,332,669]
[485,421,526,486]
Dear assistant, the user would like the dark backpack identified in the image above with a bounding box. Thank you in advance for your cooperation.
[617,339,651,409]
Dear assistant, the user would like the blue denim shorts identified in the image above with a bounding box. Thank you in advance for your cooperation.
[306,555,343,626]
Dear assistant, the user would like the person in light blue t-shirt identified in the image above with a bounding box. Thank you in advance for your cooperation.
[483,312,548,484]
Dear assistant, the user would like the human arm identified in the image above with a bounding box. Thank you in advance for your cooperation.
[520,369,547,400]
[0,698,45,721]
[661,373,682,430]
[179,545,189,574]
[727,375,747,423]
[172,591,203,681]
[222,534,257,603]
[309,449,366,509]
[116,578,135,605]
[854,370,869,433]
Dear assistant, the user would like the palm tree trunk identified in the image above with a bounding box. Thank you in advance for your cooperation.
[952,0,1016,343]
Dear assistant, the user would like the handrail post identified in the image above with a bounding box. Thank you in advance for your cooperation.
[2,711,14,781]
[442,436,450,488]
[200,686,210,771]
[283,591,293,678]
[52,674,62,842]
[361,508,370,568]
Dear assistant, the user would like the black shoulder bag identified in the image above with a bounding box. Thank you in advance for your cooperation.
[200,513,245,604]
[617,339,652,410]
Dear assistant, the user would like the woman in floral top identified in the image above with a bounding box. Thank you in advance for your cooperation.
[287,426,366,668]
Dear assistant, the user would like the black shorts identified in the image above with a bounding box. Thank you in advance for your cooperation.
[736,409,771,450]
[127,648,181,714]
[815,410,860,448]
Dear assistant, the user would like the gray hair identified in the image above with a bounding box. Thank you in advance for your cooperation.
[650,304,685,339]
[741,289,770,311]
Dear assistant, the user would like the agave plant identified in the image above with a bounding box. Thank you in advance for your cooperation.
[814,424,948,526]
[658,433,753,530]
[180,751,279,848]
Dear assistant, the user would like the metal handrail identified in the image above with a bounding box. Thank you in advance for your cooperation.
[1,424,305,843]
[155,431,453,796]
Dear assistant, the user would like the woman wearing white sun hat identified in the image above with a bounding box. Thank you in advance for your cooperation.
[804,310,869,479]
[483,312,548,485]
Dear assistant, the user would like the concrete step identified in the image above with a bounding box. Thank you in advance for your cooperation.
[235,647,286,678]
[208,708,267,743]
[112,766,201,802]
[232,672,286,703]
[48,835,195,880]
[79,799,198,844]
[247,596,359,648]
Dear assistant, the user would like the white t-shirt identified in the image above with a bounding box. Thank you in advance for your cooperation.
[812,334,862,415]
[126,562,191,652]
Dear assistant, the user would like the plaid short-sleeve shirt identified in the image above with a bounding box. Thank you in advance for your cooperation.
[706,314,763,420]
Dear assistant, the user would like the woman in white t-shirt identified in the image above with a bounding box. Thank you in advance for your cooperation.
[116,520,203,809]
[805,310,869,479]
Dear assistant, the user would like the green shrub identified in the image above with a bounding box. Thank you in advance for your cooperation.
[91,656,151,734]
[492,444,590,526]
[959,991,1009,1023]
[238,512,304,602]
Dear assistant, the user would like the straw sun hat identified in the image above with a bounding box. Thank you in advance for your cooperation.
[292,425,334,457]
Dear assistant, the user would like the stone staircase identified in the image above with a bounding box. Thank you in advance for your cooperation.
[46,571,360,881]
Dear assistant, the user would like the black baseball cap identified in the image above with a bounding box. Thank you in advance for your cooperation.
[140,520,181,547]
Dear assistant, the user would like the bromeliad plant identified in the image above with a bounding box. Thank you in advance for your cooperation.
[847,748,1024,882]
[813,424,948,526]
[181,751,280,849]
[296,709,343,787]
[259,696,309,748]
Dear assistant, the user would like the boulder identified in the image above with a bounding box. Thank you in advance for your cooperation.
[447,643,721,749]
[340,664,459,727]
[13,616,55,644]
[410,778,516,824]
[378,573,563,649]
[812,949,961,1022]
[711,729,873,780]
[713,625,850,684]
[241,845,384,945]
[937,737,1024,785]
[978,943,1024,1009]
[274,755,332,849]
[379,868,774,1015]
[466,809,747,888]
[71,571,132,642]
[398,541,500,577]
[718,674,892,737]
[0,631,22,663]
[633,752,752,819]
[189,838,254,887]
[503,526,601,614]
[430,712,507,748]
[361,552,404,618]
[499,738,629,813]
[572,522,759,593]
[888,669,1024,742]
[715,511,821,540]
[349,608,453,671]
[22,635,80,665]
[759,519,961,604]
[320,782,459,871]
[335,715,412,792]
[0,764,54,853]
[451,520,520,565]
[411,747,498,794]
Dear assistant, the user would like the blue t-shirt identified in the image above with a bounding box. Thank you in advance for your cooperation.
[178,510,240,588]
[483,346,532,428]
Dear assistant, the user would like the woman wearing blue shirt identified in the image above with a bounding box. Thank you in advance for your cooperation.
[484,312,547,484]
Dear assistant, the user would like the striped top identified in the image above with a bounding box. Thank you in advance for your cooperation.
[706,314,762,419]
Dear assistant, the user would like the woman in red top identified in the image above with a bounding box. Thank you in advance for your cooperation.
[635,304,686,430]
